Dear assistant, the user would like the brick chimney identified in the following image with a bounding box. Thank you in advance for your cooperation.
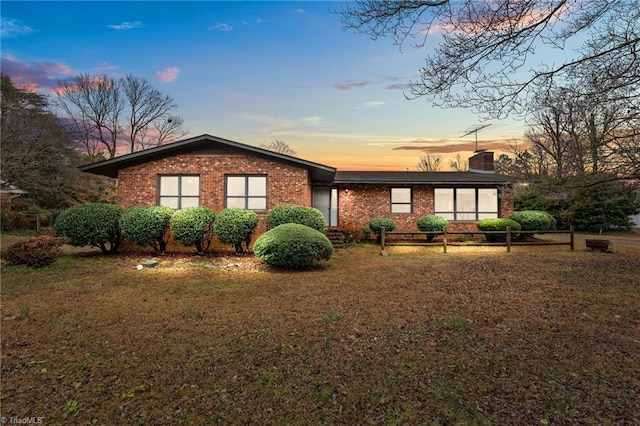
[468,150,494,172]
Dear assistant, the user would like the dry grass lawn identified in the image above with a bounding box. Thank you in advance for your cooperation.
[1,239,639,425]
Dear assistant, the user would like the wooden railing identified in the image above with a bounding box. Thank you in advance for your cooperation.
[380,226,575,253]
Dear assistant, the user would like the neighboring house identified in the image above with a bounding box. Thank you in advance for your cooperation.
[79,134,515,233]
[0,180,28,207]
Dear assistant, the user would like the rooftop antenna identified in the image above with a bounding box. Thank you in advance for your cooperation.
[460,123,492,151]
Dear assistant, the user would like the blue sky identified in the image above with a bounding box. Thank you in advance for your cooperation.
[1,1,526,170]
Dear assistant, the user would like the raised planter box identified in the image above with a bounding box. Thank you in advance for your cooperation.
[585,239,610,251]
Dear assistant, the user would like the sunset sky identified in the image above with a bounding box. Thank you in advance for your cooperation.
[1,1,528,170]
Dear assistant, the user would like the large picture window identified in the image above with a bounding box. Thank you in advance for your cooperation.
[225,175,267,210]
[434,188,498,221]
[158,175,200,209]
[391,187,412,213]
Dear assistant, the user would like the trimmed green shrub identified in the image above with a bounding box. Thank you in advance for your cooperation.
[509,210,556,238]
[254,223,334,269]
[170,207,216,254]
[416,215,449,242]
[214,208,259,254]
[265,204,327,232]
[120,205,174,254]
[2,235,64,268]
[477,218,522,242]
[368,217,397,242]
[54,203,124,253]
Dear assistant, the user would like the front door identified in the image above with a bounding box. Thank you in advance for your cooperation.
[313,187,338,227]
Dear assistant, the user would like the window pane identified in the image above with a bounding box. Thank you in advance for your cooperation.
[248,176,267,196]
[159,197,179,209]
[391,188,411,203]
[247,197,267,210]
[457,212,476,221]
[434,188,453,212]
[160,176,179,196]
[478,212,498,220]
[478,188,498,212]
[440,213,455,220]
[181,176,199,196]
[227,177,246,196]
[226,197,246,208]
[391,204,411,214]
[181,197,199,208]
[456,188,476,212]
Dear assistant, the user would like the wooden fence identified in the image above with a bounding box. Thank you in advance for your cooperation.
[380,226,575,253]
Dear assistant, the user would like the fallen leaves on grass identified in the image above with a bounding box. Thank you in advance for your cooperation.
[1,244,639,424]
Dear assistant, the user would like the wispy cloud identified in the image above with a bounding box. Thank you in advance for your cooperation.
[215,22,233,32]
[1,17,34,38]
[95,62,117,72]
[386,83,411,91]
[333,81,371,91]
[155,67,180,82]
[351,101,385,110]
[392,140,515,154]
[300,116,324,126]
[107,21,142,30]
[1,54,73,92]
[293,8,305,14]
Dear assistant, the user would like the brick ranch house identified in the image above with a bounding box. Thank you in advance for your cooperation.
[79,134,515,235]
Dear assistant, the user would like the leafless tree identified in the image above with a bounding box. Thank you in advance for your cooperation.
[260,140,296,156]
[121,74,186,153]
[54,74,123,159]
[523,70,640,179]
[448,153,468,171]
[136,115,187,150]
[340,1,640,119]
[54,74,186,158]
[416,154,443,171]
[495,140,549,182]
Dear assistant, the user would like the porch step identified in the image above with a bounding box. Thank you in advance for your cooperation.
[326,230,345,248]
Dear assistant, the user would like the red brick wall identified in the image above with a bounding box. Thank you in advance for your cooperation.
[336,184,514,232]
[116,154,311,232]
[336,184,433,231]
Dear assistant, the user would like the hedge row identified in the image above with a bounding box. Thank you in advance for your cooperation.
[367,210,554,242]
[50,203,331,268]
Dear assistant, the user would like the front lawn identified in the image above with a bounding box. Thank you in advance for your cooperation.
[1,243,639,424]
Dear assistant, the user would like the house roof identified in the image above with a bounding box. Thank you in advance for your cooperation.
[79,134,337,182]
[333,171,515,185]
[0,180,28,195]
[79,134,514,186]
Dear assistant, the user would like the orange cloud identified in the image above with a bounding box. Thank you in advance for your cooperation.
[393,139,514,154]
[155,67,180,82]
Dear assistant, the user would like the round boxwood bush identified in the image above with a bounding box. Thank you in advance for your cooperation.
[476,218,522,242]
[120,205,174,254]
[214,208,259,254]
[54,203,124,253]
[509,210,556,233]
[254,223,334,269]
[265,204,327,232]
[170,207,216,254]
[416,215,449,242]
[368,217,397,242]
